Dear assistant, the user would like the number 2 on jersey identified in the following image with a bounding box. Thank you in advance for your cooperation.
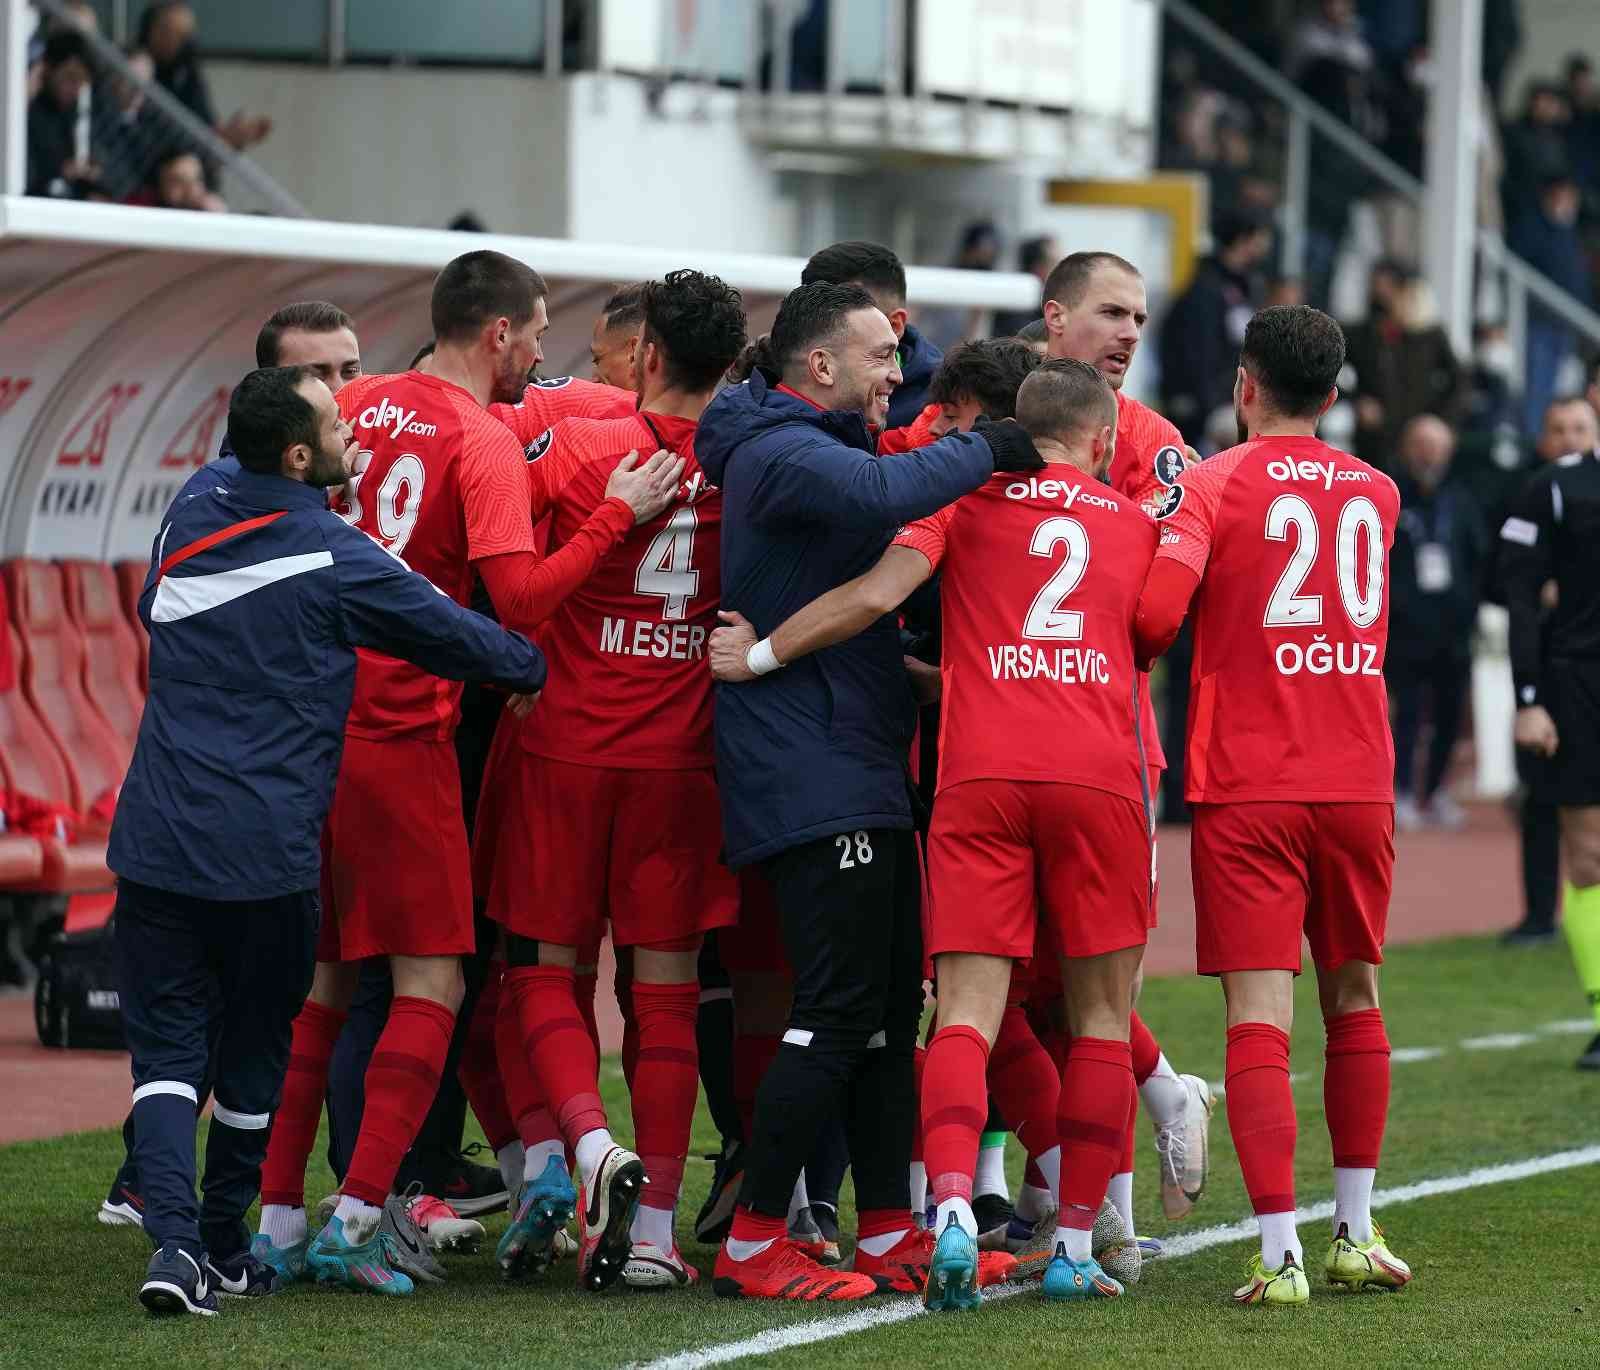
[1263,494,1384,629]
[1023,515,1090,640]
[635,507,700,620]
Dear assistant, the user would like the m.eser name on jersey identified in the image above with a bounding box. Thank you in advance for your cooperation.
[599,469,715,661]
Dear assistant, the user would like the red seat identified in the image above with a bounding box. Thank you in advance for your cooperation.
[0,832,44,887]
[61,561,145,750]
[115,560,149,686]
[0,625,112,892]
[3,560,129,820]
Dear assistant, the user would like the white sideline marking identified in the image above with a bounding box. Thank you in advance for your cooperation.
[1209,1018,1584,1099]
[1461,1032,1538,1050]
[637,1145,1600,1370]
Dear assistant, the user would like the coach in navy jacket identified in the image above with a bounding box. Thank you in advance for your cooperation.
[110,366,545,1317]
[694,283,1041,1253]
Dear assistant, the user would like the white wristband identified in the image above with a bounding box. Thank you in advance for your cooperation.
[747,637,783,676]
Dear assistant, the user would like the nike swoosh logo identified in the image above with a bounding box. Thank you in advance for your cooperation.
[393,1223,422,1255]
[209,1267,246,1294]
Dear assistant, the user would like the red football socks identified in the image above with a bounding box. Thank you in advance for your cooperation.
[1129,1009,1161,1084]
[457,967,514,1151]
[510,965,607,1149]
[921,1024,990,1205]
[733,1031,781,1143]
[987,1004,1060,1160]
[342,995,455,1207]
[494,975,558,1148]
[1324,1008,1390,1169]
[1056,1037,1133,1228]
[260,998,345,1207]
[1225,1022,1298,1215]
[631,980,699,1213]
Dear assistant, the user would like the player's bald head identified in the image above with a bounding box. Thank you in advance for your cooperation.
[1015,358,1118,446]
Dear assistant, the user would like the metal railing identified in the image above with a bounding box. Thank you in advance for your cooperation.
[1162,0,1600,389]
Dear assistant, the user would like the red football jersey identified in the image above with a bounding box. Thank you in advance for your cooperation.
[1154,434,1399,804]
[489,376,636,455]
[1111,391,1188,519]
[334,372,536,740]
[516,409,720,770]
[894,468,1158,801]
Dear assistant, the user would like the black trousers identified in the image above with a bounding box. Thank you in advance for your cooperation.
[736,828,923,1219]
[115,878,318,1258]
[1389,649,1471,802]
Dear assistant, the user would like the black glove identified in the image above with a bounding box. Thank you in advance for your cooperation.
[975,416,1045,473]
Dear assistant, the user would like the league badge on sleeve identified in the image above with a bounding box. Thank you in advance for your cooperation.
[1154,483,1185,519]
[1153,445,1187,487]
[525,428,554,462]
[532,375,573,389]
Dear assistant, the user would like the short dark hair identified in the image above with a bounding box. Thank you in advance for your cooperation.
[43,30,92,68]
[1018,236,1055,274]
[228,366,320,475]
[801,241,907,309]
[1014,318,1050,344]
[767,281,878,379]
[1042,251,1141,309]
[1014,358,1117,444]
[600,282,648,333]
[409,340,436,369]
[430,250,548,345]
[255,301,355,368]
[638,269,748,393]
[928,339,1043,421]
[1240,305,1347,417]
[1214,206,1270,251]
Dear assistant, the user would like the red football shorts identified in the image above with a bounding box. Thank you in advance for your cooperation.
[927,779,1151,962]
[468,712,520,899]
[1146,764,1162,929]
[486,755,738,949]
[1190,801,1393,975]
[319,736,473,961]
[718,869,790,975]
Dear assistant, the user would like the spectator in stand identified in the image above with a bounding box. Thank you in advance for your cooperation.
[26,31,100,199]
[1501,83,1573,224]
[1345,265,1464,470]
[132,2,271,184]
[1388,415,1489,832]
[1158,207,1273,448]
[1481,0,1524,110]
[146,148,225,212]
[1564,56,1600,193]
[992,236,1059,339]
[1285,2,1383,309]
[1508,173,1592,437]
[919,221,1000,353]
[1495,395,1600,945]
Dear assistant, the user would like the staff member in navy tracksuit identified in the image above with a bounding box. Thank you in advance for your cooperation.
[108,365,548,1318]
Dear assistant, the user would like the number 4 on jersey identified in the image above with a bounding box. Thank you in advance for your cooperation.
[635,507,700,620]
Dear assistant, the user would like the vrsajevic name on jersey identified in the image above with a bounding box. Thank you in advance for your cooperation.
[986,642,1112,684]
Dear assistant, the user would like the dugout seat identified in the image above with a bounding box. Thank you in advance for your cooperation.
[2,560,130,822]
[61,561,145,750]
[115,560,149,684]
[0,624,112,892]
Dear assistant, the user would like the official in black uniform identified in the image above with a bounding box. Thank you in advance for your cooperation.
[1499,443,1600,1069]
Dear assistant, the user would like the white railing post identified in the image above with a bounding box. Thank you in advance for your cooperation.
[1283,107,1310,283]
[1425,0,1483,357]
[0,0,27,199]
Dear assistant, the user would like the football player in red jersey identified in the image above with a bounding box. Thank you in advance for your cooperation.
[716,360,1152,1307]
[1135,305,1412,1305]
[589,282,647,389]
[484,270,749,1293]
[255,252,683,1296]
[1042,250,1215,1233]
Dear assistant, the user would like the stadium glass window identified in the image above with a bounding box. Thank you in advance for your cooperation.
[345,0,548,66]
[184,0,329,60]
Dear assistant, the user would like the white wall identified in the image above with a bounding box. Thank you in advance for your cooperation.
[209,61,570,235]
[1502,0,1595,111]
